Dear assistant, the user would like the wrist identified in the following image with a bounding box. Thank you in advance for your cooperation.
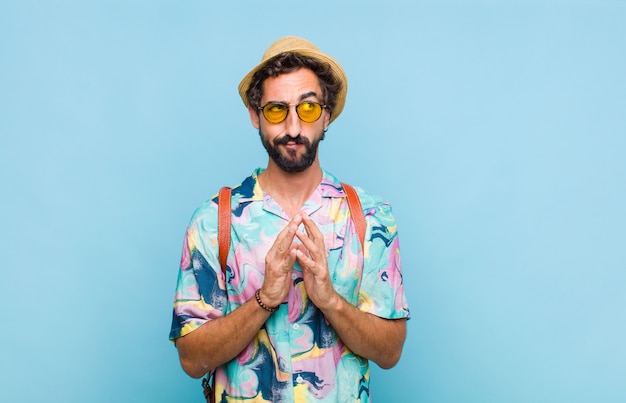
[255,289,279,313]
[317,292,343,312]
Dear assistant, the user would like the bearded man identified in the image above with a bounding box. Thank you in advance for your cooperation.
[169,36,410,402]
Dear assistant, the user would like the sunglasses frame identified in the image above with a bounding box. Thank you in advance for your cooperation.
[258,101,328,124]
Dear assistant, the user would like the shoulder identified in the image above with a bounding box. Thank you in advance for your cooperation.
[196,170,261,212]
[350,185,397,232]
[349,185,390,212]
[321,168,393,214]
[187,171,260,228]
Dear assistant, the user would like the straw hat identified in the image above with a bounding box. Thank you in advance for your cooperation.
[238,36,348,124]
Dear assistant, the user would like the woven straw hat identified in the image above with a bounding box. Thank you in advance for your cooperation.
[238,36,348,124]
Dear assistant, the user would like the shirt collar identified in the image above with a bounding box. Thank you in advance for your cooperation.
[234,168,347,218]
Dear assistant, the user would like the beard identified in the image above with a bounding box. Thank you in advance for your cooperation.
[260,129,325,173]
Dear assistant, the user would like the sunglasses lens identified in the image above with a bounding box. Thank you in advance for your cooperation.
[296,102,322,123]
[263,104,288,123]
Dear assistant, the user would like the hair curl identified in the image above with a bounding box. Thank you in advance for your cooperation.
[245,52,343,117]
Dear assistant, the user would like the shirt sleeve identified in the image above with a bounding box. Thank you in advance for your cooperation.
[169,200,228,341]
[357,201,411,320]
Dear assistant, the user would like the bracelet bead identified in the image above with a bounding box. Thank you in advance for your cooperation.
[255,289,279,313]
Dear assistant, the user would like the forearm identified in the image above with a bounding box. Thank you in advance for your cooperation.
[320,295,407,369]
[175,297,272,378]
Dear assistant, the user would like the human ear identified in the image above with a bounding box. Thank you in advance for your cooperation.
[248,104,260,129]
[323,109,331,131]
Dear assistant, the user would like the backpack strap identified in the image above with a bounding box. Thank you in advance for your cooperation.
[217,186,232,275]
[216,183,366,274]
[203,186,231,402]
[340,182,366,249]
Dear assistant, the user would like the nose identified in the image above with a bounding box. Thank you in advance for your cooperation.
[284,105,302,137]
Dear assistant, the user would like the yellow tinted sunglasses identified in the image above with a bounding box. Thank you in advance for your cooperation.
[258,101,327,124]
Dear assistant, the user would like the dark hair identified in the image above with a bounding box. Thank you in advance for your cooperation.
[246,52,343,116]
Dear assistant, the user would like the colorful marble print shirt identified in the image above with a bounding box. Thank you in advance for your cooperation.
[170,168,410,402]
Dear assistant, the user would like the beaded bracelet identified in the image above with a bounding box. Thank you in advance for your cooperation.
[255,289,279,313]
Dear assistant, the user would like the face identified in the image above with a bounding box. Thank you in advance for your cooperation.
[249,68,330,173]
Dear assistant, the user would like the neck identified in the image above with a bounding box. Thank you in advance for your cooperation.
[258,161,323,218]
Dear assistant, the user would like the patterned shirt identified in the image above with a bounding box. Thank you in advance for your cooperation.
[170,168,410,402]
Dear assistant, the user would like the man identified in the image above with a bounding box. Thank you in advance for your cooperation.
[170,36,410,402]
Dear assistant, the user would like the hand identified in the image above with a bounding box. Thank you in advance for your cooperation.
[260,215,301,307]
[294,214,339,310]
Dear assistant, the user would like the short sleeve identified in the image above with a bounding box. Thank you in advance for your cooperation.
[357,201,410,320]
[169,200,228,340]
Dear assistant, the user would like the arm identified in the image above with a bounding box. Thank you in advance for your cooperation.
[317,295,406,369]
[294,213,407,368]
[175,297,271,378]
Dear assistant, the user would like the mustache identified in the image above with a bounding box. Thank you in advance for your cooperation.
[273,135,309,146]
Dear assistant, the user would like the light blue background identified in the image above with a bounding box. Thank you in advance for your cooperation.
[1,1,625,402]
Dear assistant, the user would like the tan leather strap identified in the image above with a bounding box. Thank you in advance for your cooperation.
[341,182,366,249]
[218,186,232,275]
[210,186,232,402]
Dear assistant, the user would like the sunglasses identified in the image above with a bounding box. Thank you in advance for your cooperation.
[258,101,327,124]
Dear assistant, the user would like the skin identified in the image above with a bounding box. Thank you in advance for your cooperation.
[175,68,407,378]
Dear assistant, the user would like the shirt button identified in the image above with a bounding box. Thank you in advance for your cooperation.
[296,375,304,384]
[292,273,298,280]
[292,323,300,330]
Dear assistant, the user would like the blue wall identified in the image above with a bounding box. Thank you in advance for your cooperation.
[1,1,625,402]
